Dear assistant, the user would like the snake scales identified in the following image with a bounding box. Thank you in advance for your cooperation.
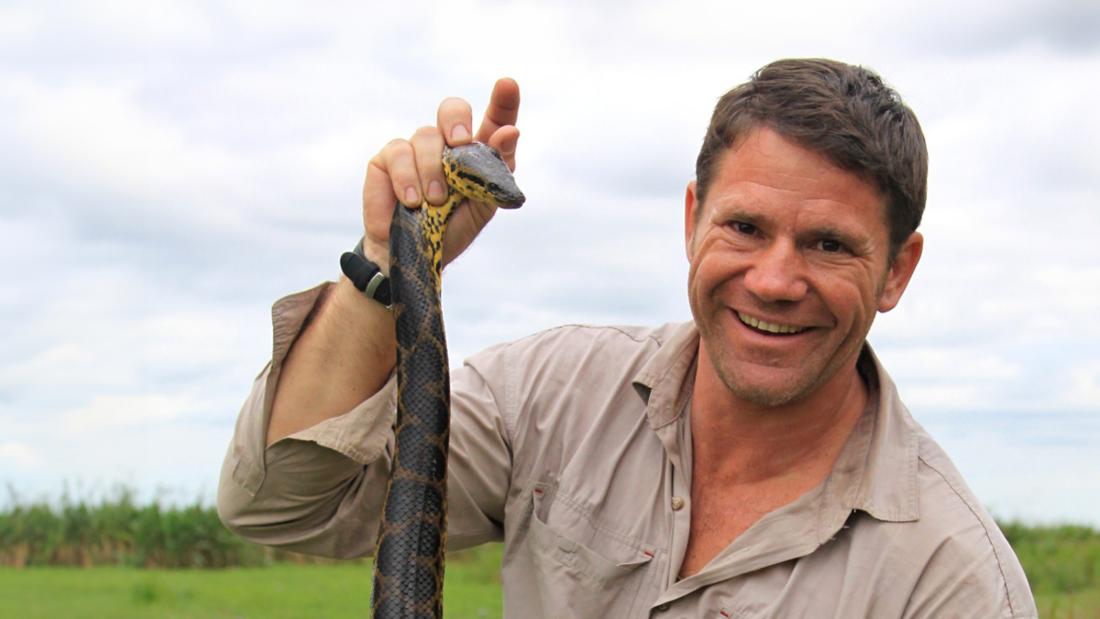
[372,142,524,618]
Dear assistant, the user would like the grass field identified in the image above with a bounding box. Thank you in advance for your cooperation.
[0,546,504,619]
[2,543,1100,617]
[1035,589,1100,619]
[3,490,1100,618]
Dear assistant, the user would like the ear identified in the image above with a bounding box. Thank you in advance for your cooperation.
[878,231,923,312]
[685,180,700,261]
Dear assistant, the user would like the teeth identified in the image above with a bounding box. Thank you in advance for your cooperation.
[738,312,806,335]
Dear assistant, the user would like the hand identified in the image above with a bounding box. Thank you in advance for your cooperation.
[360,78,521,273]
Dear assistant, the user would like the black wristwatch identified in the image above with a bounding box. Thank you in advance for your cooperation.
[339,238,393,309]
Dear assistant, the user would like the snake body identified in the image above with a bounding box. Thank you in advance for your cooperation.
[372,142,524,618]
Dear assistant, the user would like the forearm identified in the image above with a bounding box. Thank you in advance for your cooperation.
[266,276,396,445]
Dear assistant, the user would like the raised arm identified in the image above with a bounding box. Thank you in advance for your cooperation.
[265,79,521,445]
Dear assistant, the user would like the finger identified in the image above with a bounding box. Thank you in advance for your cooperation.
[437,97,474,147]
[411,126,448,205]
[378,138,422,208]
[486,125,520,171]
[475,78,520,144]
[361,139,421,266]
[361,159,395,266]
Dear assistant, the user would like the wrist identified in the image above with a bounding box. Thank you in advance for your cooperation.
[340,237,393,309]
[360,236,391,275]
[333,275,394,325]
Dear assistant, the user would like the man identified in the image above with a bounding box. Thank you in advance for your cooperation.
[218,59,1037,617]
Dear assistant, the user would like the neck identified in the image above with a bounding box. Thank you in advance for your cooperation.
[689,343,868,485]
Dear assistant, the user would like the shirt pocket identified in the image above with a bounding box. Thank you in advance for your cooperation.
[525,483,657,618]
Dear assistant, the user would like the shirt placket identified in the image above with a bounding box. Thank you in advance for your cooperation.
[647,391,695,609]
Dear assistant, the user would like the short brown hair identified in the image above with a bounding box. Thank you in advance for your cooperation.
[694,58,927,259]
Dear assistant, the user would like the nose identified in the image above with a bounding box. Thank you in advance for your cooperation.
[743,240,808,303]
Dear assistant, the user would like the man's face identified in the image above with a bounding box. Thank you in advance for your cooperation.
[685,127,922,408]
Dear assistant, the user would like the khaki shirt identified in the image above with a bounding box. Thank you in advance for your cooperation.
[218,283,1037,618]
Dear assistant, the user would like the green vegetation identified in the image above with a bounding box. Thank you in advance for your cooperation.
[1,490,1099,617]
[1000,520,1100,618]
[0,488,503,617]
[0,486,267,568]
[0,548,503,618]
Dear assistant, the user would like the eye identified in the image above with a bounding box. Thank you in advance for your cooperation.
[487,182,501,193]
[817,238,847,253]
[730,221,757,235]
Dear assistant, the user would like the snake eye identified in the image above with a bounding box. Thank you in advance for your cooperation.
[487,182,501,193]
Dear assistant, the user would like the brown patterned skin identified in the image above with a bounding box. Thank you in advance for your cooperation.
[372,143,524,618]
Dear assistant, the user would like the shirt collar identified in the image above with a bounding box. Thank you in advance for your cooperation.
[632,322,920,524]
[631,321,698,429]
[840,345,920,522]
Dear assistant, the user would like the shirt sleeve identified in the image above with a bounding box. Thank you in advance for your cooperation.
[902,530,1038,618]
[897,468,1034,615]
[216,283,512,558]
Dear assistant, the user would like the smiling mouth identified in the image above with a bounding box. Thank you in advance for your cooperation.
[737,312,809,335]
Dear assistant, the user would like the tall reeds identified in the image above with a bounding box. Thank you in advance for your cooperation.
[1000,520,1100,596]
[3,483,1098,597]
[0,485,269,568]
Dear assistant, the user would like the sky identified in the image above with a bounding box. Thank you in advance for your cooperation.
[0,0,1097,525]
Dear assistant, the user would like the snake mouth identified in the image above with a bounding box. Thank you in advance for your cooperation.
[493,189,525,209]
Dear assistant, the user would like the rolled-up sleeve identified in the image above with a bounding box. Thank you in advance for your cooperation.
[217,282,513,558]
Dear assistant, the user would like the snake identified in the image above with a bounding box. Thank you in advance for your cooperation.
[372,142,525,618]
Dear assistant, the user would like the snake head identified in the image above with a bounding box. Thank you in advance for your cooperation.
[442,143,526,209]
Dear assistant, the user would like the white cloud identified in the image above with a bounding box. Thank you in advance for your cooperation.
[3,78,250,214]
[0,442,42,470]
[872,346,1027,412]
[53,1,213,44]
[59,393,193,432]
[1061,362,1100,410]
[0,0,1097,524]
[0,6,41,40]
[884,347,1023,383]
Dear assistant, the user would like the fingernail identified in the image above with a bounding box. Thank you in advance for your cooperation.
[428,180,445,203]
[451,124,470,142]
[404,186,419,205]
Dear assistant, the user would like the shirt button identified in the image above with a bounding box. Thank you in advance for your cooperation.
[670,496,685,511]
[656,602,671,612]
